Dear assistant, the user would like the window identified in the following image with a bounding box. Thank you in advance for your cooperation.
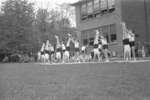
[110,34,117,42]
[108,0,115,9]
[101,26,110,43]
[83,39,88,45]
[81,31,88,45]
[108,0,115,11]
[87,1,93,14]
[81,4,87,15]
[94,0,100,11]
[110,24,117,42]
[100,0,108,11]
[89,37,94,46]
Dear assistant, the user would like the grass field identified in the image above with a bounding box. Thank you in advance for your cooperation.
[0,62,150,100]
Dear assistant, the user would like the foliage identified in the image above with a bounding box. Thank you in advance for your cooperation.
[0,0,35,55]
[0,0,77,61]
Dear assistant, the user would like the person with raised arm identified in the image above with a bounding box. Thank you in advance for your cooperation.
[100,35,109,62]
[55,35,61,62]
[93,29,100,61]
[49,43,54,63]
[63,33,72,62]
[43,40,50,63]
[121,22,131,61]
[45,40,50,55]
[129,30,136,60]
[61,41,66,63]
[72,37,80,61]
[40,43,45,55]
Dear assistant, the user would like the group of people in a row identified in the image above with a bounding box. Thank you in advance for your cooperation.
[38,22,137,63]
[38,33,86,63]
[38,30,110,63]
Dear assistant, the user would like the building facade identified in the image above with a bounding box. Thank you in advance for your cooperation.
[72,0,150,56]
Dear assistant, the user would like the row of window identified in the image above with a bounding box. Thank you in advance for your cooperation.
[81,0,115,20]
[81,24,117,46]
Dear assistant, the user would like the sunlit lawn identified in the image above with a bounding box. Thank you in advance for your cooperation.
[0,62,150,100]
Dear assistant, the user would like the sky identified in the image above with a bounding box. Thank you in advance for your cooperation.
[31,0,79,9]
[0,0,79,9]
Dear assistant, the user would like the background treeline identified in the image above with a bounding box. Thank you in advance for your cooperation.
[0,0,76,61]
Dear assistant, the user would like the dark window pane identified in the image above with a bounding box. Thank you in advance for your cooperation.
[83,39,88,45]
[111,34,117,42]
[110,24,117,42]
[81,4,87,15]
[89,37,94,45]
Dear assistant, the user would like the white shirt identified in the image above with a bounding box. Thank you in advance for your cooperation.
[129,34,135,42]
[94,35,99,44]
[45,44,50,51]
[40,43,45,52]
[98,44,102,49]
[66,38,71,47]
[75,41,79,48]
[50,46,54,52]
[81,46,86,51]
[62,44,66,50]
[101,38,107,45]
[56,44,61,49]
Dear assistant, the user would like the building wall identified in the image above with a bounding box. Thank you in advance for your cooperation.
[75,0,124,55]
[73,0,150,56]
[145,0,150,43]
[121,0,147,44]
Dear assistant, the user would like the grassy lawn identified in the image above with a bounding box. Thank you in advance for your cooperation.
[0,62,150,100]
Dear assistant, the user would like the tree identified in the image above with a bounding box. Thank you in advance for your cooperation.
[36,8,49,33]
[0,0,35,55]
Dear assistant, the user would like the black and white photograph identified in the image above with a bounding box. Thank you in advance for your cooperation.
[0,0,150,99]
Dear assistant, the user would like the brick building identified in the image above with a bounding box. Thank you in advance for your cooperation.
[71,0,150,56]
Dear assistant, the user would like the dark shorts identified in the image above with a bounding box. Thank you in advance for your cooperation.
[91,51,94,59]
[66,47,70,51]
[62,50,66,52]
[103,45,108,49]
[94,44,98,48]
[99,48,102,52]
[50,51,54,55]
[130,41,135,47]
[82,50,85,53]
[75,48,80,52]
[123,39,129,45]
[45,50,50,54]
[56,48,61,52]
[41,51,44,55]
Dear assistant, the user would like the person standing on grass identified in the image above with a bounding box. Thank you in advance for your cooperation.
[122,22,131,61]
[63,33,72,62]
[61,41,66,63]
[142,46,146,58]
[38,43,46,62]
[45,40,50,55]
[55,35,62,62]
[93,30,100,61]
[101,35,109,62]
[49,43,55,63]
[40,43,45,55]
[129,30,136,60]
[73,38,80,60]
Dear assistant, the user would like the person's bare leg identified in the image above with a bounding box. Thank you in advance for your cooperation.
[105,49,109,62]
[132,47,136,60]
